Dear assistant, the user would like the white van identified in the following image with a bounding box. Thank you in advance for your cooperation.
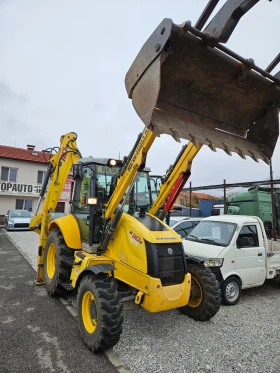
[183,215,280,305]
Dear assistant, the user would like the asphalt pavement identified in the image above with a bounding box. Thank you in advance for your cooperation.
[0,231,117,373]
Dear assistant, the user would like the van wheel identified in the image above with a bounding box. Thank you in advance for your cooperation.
[222,277,241,305]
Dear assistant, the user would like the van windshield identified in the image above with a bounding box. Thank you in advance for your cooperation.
[186,221,237,246]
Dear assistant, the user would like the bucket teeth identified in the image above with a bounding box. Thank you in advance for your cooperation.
[170,128,181,143]
[149,123,161,137]
[235,147,246,160]
[206,138,216,152]
[188,133,199,147]
[222,142,232,156]
[248,151,259,163]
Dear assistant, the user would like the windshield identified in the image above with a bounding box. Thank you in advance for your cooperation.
[10,210,31,218]
[72,164,151,214]
[186,221,237,246]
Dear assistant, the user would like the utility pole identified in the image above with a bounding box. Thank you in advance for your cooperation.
[270,160,277,241]
[223,179,227,214]
[190,181,192,217]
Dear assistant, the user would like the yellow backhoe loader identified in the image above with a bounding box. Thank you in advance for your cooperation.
[30,0,280,353]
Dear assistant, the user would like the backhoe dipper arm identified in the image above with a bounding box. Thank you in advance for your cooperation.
[104,127,156,221]
[149,142,202,218]
[29,132,81,284]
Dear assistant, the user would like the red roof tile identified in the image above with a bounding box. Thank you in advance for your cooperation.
[0,145,48,164]
[180,191,218,200]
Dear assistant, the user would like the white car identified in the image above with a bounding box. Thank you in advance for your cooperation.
[170,217,203,239]
[4,209,32,231]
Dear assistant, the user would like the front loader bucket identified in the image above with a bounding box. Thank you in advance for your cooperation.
[125,16,280,163]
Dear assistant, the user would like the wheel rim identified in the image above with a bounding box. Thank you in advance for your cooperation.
[46,243,56,279]
[82,291,97,334]
[225,281,239,302]
[188,277,202,308]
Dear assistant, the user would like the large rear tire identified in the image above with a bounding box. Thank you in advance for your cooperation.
[77,274,123,352]
[43,229,74,296]
[180,264,221,321]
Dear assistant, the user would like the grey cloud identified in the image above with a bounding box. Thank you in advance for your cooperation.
[0,82,28,105]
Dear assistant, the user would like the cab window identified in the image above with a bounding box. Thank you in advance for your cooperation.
[237,225,259,247]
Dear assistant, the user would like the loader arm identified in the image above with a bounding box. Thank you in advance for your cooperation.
[29,132,81,284]
[149,142,202,218]
[104,126,156,220]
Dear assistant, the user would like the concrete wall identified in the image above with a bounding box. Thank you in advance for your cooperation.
[0,158,71,215]
[0,158,48,184]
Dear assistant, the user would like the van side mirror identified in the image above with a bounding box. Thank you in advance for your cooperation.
[237,237,250,248]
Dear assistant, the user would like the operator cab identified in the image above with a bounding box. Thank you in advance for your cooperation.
[71,157,152,244]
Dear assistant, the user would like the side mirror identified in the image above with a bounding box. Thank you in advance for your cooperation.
[73,164,83,180]
[237,237,250,248]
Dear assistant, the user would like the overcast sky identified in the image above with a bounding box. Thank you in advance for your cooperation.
[0,0,279,191]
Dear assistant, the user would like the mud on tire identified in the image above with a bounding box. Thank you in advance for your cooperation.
[43,229,74,296]
[180,264,221,321]
[77,274,123,352]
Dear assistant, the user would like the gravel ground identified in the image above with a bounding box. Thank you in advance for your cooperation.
[5,229,280,373]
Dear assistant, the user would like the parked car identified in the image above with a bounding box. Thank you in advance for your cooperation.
[49,212,66,220]
[4,209,32,231]
[171,217,203,238]
[168,216,189,226]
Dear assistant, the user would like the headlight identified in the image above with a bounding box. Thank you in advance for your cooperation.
[204,258,224,267]
[9,219,14,222]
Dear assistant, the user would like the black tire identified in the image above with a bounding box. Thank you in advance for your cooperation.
[77,274,123,352]
[180,264,221,321]
[221,277,242,305]
[43,229,74,296]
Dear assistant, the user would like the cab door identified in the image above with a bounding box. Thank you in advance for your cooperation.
[235,224,266,286]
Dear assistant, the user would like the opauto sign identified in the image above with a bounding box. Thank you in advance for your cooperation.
[0,182,42,195]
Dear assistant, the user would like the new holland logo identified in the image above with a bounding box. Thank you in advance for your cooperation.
[167,247,173,255]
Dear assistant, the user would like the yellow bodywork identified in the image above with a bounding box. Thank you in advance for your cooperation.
[70,211,191,312]
[49,214,82,249]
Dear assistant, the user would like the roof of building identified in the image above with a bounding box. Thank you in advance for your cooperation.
[0,145,48,164]
[180,191,220,200]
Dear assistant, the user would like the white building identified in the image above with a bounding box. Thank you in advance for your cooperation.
[0,144,72,218]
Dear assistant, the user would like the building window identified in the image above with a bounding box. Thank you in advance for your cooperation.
[37,170,47,184]
[16,199,33,211]
[1,167,18,182]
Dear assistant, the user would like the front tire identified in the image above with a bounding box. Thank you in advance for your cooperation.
[77,274,123,352]
[43,229,74,296]
[180,264,221,321]
[221,277,241,305]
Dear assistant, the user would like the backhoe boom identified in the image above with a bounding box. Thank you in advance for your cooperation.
[149,142,202,217]
[104,126,156,220]
[29,132,81,284]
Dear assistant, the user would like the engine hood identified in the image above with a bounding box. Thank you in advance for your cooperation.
[183,239,225,258]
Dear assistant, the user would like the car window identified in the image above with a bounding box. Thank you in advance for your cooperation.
[193,221,200,228]
[174,221,193,238]
[237,225,259,247]
[10,210,31,218]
